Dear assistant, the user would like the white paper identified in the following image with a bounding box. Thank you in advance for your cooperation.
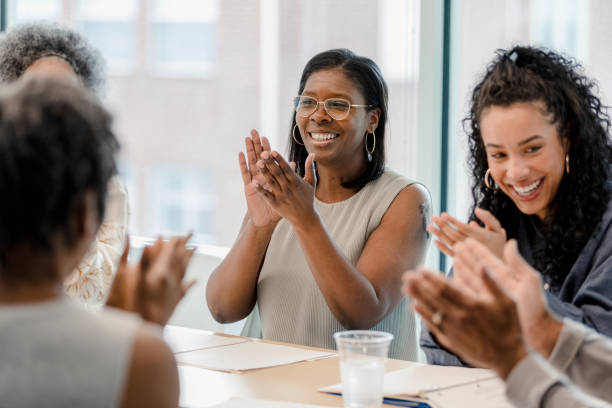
[163,325,247,353]
[176,341,336,372]
[210,397,335,408]
[320,364,495,399]
[382,365,497,398]
[427,377,514,408]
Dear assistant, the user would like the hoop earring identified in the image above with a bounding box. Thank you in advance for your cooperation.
[292,124,304,146]
[365,131,376,162]
[484,169,499,191]
[565,154,570,174]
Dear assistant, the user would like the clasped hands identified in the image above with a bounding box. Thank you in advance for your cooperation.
[403,238,559,380]
[106,234,196,326]
[239,129,317,227]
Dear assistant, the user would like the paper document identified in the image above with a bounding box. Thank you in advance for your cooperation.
[163,325,247,353]
[320,364,514,408]
[176,341,336,372]
[426,377,512,408]
[210,397,335,407]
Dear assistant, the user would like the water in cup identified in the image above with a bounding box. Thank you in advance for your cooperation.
[340,356,385,408]
[334,331,393,408]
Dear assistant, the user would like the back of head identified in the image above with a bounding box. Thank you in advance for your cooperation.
[0,22,107,97]
[0,77,118,279]
[289,48,389,188]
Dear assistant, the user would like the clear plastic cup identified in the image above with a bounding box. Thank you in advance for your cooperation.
[333,331,394,408]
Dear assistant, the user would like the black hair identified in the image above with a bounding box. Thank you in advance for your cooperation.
[0,77,118,280]
[465,45,612,288]
[288,48,388,189]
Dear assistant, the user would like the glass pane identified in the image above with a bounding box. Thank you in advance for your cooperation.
[74,0,137,71]
[8,0,61,26]
[150,0,219,76]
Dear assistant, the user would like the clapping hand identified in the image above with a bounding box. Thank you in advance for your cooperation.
[402,267,527,379]
[239,130,286,227]
[428,208,506,259]
[107,234,196,326]
[253,150,317,227]
[453,239,559,355]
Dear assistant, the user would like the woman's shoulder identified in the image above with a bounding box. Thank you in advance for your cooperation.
[370,167,430,204]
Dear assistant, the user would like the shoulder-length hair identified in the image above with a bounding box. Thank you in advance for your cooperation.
[288,48,388,189]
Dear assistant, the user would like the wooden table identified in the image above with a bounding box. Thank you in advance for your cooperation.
[174,330,416,407]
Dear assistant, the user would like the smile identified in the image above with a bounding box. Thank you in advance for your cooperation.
[512,178,543,197]
[309,132,338,141]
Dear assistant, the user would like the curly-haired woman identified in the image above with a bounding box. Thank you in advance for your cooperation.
[424,45,612,365]
[0,22,128,307]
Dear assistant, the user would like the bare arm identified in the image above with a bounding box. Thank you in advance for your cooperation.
[254,150,431,329]
[206,214,276,323]
[296,184,430,329]
[206,130,282,323]
[120,325,179,408]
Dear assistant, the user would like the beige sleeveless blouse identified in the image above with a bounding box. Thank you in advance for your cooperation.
[256,168,423,361]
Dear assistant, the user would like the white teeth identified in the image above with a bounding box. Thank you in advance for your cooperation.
[310,132,338,141]
[513,179,542,196]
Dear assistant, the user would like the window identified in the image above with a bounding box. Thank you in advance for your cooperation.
[150,0,219,77]
[4,1,436,269]
[74,0,138,72]
[147,166,216,243]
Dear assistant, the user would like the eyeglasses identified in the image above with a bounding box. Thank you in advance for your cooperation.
[293,95,372,120]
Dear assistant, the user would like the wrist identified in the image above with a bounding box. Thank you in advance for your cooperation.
[246,218,278,239]
[495,344,528,381]
[290,208,321,234]
[527,313,563,358]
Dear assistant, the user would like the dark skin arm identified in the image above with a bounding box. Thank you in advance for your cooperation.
[206,130,290,323]
[254,150,431,329]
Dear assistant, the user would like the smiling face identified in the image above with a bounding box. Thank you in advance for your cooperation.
[480,101,568,220]
[295,68,379,167]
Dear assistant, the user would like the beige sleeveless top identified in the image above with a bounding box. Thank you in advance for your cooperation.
[256,168,422,361]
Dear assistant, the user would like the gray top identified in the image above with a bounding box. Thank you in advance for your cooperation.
[0,297,141,408]
[422,198,612,366]
[506,319,612,407]
[256,168,422,361]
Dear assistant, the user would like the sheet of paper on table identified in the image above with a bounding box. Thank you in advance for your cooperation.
[176,341,336,372]
[163,325,247,353]
[210,397,335,408]
[320,364,514,408]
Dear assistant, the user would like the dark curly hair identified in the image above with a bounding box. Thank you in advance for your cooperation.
[288,48,388,189]
[0,22,106,97]
[0,77,118,282]
[465,45,612,288]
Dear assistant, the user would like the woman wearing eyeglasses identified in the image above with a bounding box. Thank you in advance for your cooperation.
[207,49,430,360]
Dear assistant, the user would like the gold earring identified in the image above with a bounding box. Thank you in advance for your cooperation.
[484,169,499,191]
[292,124,304,146]
[565,154,570,174]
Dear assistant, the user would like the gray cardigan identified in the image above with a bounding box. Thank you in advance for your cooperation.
[505,319,612,407]
[421,198,612,366]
